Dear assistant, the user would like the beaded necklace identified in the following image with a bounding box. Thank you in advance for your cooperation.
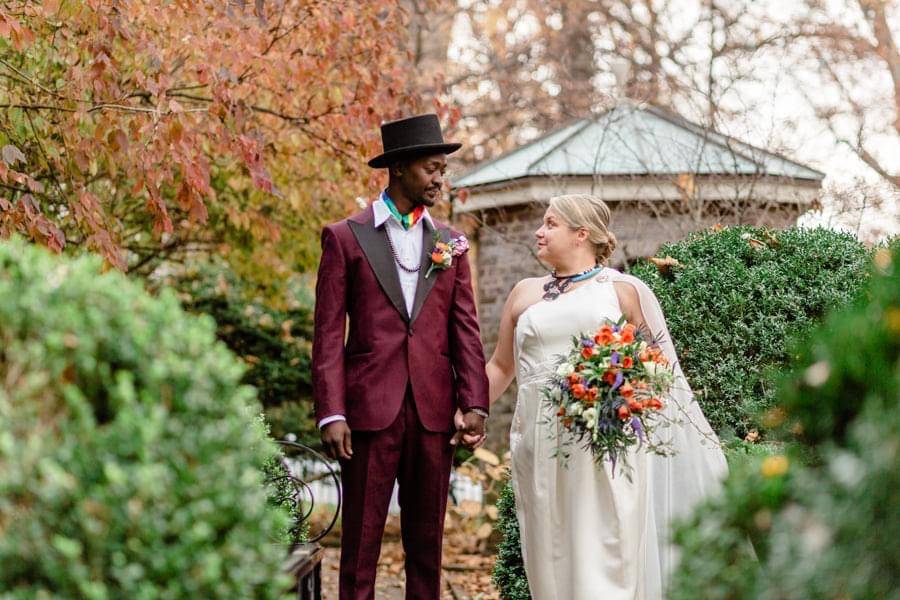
[542,264,603,301]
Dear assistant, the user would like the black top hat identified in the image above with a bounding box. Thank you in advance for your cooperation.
[367,113,462,168]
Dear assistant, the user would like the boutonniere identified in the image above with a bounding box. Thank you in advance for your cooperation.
[425,232,469,278]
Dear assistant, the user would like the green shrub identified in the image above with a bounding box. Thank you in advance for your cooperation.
[0,239,291,598]
[492,478,531,600]
[263,454,310,546]
[669,243,899,599]
[173,262,317,446]
[629,226,870,437]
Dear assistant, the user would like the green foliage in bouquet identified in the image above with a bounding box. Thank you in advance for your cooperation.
[669,243,899,599]
[492,478,531,600]
[0,239,291,598]
[173,262,318,446]
[629,226,870,437]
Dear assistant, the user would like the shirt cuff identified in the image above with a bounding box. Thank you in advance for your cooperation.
[465,408,489,419]
[318,415,346,429]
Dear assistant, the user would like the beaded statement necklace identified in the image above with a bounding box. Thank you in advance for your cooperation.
[542,264,603,301]
[384,228,420,273]
[380,191,426,273]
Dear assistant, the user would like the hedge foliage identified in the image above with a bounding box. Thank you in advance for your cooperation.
[629,226,870,436]
[491,477,531,600]
[173,262,317,445]
[669,242,899,599]
[0,239,291,598]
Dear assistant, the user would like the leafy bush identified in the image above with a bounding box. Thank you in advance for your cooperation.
[669,243,899,599]
[492,478,531,600]
[263,454,310,546]
[0,239,291,598]
[173,262,317,445]
[629,226,870,436]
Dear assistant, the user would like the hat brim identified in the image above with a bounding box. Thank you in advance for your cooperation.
[367,143,462,168]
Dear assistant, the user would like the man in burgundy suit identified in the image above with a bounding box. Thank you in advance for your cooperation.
[312,114,490,599]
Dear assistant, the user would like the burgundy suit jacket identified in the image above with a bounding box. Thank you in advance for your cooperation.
[312,204,489,433]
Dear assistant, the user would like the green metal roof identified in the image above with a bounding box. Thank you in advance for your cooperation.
[454,104,825,188]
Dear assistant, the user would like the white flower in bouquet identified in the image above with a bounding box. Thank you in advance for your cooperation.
[556,362,575,377]
[642,361,660,376]
[583,407,597,430]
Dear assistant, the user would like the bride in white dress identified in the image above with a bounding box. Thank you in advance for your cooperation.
[482,195,728,599]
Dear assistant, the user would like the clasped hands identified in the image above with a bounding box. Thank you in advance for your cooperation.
[450,408,486,449]
[322,409,485,461]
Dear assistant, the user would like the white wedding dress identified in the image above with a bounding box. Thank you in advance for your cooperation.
[509,269,728,599]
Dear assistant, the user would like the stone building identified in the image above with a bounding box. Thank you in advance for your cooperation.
[451,103,824,450]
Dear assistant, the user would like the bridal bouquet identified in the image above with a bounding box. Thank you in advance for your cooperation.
[543,318,676,473]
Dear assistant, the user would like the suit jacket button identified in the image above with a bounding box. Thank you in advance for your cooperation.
[407,327,414,336]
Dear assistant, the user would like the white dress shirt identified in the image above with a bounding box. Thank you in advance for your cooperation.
[317,195,434,429]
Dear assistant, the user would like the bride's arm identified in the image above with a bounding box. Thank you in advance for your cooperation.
[485,281,523,404]
[613,281,651,340]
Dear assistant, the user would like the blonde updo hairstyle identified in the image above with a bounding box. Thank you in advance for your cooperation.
[548,194,617,264]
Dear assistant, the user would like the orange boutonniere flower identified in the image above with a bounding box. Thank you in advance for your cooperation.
[425,232,470,278]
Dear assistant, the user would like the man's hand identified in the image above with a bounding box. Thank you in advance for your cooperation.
[450,408,466,447]
[321,421,353,461]
[460,411,486,449]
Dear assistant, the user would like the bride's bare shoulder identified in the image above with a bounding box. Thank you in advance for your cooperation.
[507,276,549,321]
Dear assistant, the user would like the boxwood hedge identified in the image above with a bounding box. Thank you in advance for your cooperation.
[0,239,291,598]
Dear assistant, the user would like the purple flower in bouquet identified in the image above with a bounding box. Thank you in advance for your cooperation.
[631,417,644,441]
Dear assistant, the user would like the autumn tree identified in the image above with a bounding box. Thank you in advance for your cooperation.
[788,0,899,190]
[444,0,795,164]
[0,0,417,289]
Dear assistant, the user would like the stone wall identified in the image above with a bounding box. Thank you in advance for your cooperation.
[461,199,806,452]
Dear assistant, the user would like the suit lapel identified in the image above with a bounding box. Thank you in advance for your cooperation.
[410,220,442,324]
[348,211,410,323]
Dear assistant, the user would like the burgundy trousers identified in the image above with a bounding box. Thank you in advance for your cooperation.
[339,388,454,600]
